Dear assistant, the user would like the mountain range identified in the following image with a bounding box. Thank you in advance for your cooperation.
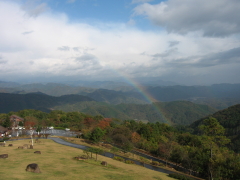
[1,81,240,109]
[0,92,216,125]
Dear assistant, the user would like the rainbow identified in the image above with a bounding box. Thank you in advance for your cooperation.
[114,72,170,124]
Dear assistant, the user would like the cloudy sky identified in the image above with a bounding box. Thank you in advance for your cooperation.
[0,0,240,85]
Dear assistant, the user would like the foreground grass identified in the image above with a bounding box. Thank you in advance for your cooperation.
[0,139,174,180]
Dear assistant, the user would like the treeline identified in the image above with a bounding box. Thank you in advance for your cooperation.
[0,109,240,179]
[53,101,216,125]
[190,104,240,153]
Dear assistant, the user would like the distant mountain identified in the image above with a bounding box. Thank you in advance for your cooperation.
[189,104,240,152]
[0,93,94,113]
[187,97,240,110]
[0,83,149,105]
[0,83,96,96]
[53,101,216,125]
[85,89,147,105]
[146,84,240,101]
[1,82,240,109]
[0,80,20,88]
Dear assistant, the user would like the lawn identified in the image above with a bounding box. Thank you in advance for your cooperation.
[0,139,174,180]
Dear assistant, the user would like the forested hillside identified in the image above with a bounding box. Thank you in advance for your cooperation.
[189,104,240,152]
[0,93,94,113]
[0,92,216,125]
[1,109,240,179]
[53,101,217,125]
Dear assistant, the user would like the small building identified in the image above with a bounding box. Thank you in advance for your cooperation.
[10,115,24,128]
[0,125,8,136]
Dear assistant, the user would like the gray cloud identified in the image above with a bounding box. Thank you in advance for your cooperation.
[22,31,34,35]
[58,46,70,51]
[134,0,240,37]
[75,53,96,62]
[152,48,178,59]
[164,47,240,68]
[169,41,179,47]
[197,47,240,67]
[72,47,94,52]
[72,47,80,52]
[74,53,102,70]
[22,3,49,17]
[0,56,7,64]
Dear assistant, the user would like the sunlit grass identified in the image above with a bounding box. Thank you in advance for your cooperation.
[0,139,174,180]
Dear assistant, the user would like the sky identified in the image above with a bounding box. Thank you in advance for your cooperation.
[0,0,240,85]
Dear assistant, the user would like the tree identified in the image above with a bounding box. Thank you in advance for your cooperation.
[122,141,134,153]
[199,117,230,180]
[36,126,42,135]
[90,127,106,143]
[131,132,141,144]
[87,147,104,161]
[3,116,11,128]
[98,119,111,129]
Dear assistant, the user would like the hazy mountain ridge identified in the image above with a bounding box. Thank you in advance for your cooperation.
[1,82,240,108]
[147,84,240,101]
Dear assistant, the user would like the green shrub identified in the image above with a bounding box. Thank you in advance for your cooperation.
[0,137,10,142]
[125,160,135,164]
[111,147,120,153]
[113,156,125,162]
[139,156,150,163]
[151,161,159,166]
[158,162,165,167]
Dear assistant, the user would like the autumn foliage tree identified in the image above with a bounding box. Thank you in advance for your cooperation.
[131,132,141,144]
[97,118,111,129]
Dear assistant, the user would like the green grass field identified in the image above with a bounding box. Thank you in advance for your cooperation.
[0,139,174,180]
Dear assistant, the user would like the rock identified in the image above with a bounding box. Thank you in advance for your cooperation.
[26,163,41,173]
[35,139,41,143]
[101,161,108,166]
[0,154,8,158]
[29,145,33,149]
[34,151,41,154]
[8,144,13,146]
[23,144,29,149]
[75,157,82,160]
[75,156,85,160]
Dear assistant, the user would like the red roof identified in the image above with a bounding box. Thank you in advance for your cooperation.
[10,115,24,121]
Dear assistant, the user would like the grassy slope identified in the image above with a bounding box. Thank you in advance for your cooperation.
[0,139,174,180]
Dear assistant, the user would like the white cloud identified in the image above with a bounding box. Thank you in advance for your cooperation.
[0,1,240,84]
[134,0,240,37]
